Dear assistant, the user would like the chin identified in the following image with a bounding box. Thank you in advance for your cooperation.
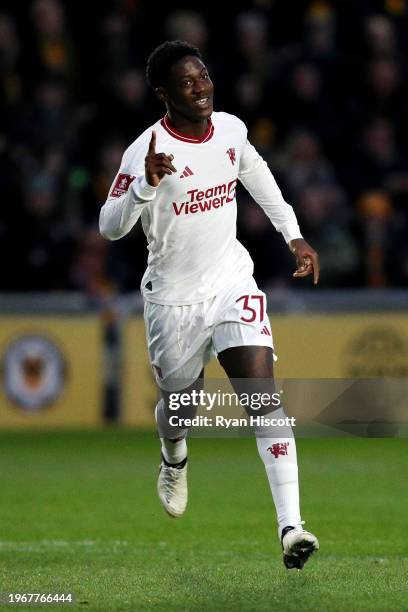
[194,105,213,121]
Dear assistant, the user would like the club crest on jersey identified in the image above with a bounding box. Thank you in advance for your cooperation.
[110,173,136,198]
[226,147,236,165]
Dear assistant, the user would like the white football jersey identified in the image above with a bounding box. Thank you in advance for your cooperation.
[100,111,302,305]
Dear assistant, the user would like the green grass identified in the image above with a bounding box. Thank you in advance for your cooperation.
[0,431,407,611]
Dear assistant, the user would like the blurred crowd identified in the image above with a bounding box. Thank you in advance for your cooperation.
[1,0,408,295]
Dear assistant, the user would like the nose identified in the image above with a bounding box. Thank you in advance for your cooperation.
[193,79,206,94]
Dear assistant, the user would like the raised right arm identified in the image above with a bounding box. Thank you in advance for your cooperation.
[99,131,176,240]
[99,172,157,241]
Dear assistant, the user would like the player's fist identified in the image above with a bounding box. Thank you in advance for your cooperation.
[145,131,177,187]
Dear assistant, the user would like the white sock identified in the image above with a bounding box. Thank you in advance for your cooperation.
[255,407,301,538]
[155,399,187,465]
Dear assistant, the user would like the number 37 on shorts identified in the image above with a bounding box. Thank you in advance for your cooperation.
[236,294,265,323]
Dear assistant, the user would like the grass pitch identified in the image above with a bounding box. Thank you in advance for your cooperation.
[0,431,407,611]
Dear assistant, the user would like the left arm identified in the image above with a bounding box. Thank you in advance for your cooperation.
[238,140,320,284]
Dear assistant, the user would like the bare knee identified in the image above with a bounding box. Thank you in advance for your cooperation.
[160,369,205,419]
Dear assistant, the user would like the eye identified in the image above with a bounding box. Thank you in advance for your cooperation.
[181,80,192,87]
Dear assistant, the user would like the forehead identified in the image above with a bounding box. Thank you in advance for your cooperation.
[170,55,207,79]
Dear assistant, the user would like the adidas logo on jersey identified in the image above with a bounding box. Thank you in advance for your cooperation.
[180,166,194,179]
[260,326,271,336]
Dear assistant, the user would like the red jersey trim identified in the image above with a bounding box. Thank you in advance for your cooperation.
[160,114,214,143]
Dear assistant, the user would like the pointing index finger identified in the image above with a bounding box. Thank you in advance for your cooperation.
[311,252,320,285]
[148,131,156,154]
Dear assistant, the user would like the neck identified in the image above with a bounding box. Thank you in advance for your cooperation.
[166,109,209,137]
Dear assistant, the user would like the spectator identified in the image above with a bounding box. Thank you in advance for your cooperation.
[297,185,359,287]
[1,1,407,291]
[24,0,76,91]
[0,13,22,114]
[279,130,337,201]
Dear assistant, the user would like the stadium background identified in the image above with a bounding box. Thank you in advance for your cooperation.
[1,0,408,294]
[0,2,407,611]
[0,0,407,424]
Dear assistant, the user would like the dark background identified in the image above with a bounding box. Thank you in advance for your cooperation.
[1,0,408,296]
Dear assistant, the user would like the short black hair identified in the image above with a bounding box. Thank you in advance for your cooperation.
[146,40,202,89]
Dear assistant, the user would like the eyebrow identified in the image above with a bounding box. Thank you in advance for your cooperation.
[178,68,208,80]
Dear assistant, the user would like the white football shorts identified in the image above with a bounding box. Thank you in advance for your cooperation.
[144,276,275,391]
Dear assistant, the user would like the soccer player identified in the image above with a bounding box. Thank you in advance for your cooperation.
[100,41,320,569]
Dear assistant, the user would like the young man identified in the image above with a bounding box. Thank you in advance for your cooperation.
[100,41,320,569]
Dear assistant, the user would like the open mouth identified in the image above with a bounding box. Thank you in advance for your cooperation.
[194,97,211,107]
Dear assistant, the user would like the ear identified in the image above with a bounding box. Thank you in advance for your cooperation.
[155,86,168,103]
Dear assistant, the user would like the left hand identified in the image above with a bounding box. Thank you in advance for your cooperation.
[289,238,320,285]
